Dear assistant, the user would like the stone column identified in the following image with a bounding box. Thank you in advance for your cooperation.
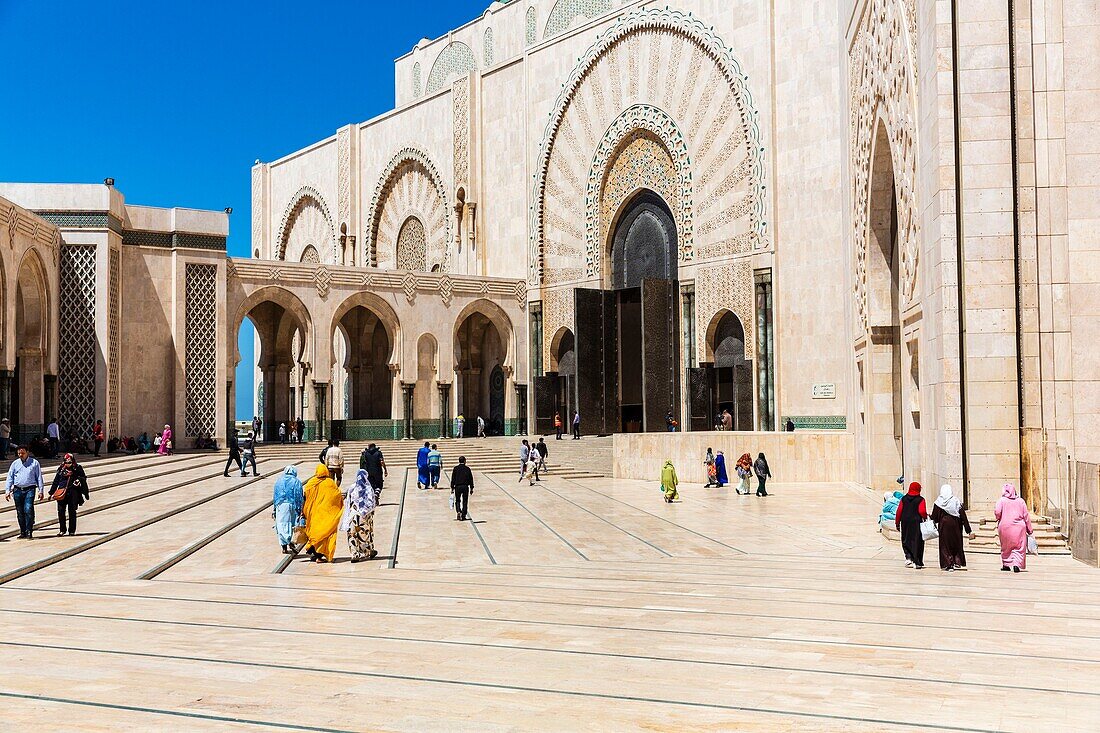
[515,383,528,436]
[43,375,57,425]
[401,382,415,440]
[437,382,451,438]
[313,381,328,441]
[0,370,13,422]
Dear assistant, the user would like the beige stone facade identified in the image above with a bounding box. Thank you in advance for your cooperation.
[2,0,1098,519]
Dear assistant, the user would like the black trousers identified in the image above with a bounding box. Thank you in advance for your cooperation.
[57,501,77,534]
[756,477,768,496]
[453,486,470,518]
[572,425,580,439]
[93,439,103,457]
[900,520,925,567]
[224,453,242,475]
[555,426,562,440]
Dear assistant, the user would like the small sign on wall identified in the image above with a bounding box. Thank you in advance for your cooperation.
[812,383,836,399]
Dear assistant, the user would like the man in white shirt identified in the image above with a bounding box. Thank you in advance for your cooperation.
[46,418,61,457]
[325,438,345,486]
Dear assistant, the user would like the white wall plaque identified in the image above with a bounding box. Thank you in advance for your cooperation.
[812,383,836,399]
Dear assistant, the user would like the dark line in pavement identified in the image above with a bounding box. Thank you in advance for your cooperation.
[388,468,411,569]
[482,474,588,560]
[0,641,1005,733]
[467,514,497,565]
[139,500,276,580]
[536,482,673,557]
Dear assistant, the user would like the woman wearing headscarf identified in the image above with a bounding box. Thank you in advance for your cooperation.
[931,484,973,571]
[879,490,902,527]
[714,450,729,488]
[753,453,772,496]
[995,483,1033,573]
[301,464,344,562]
[157,424,173,456]
[341,469,379,562]
[48,454,90,536]
[272,466,305,554]
[894,481,927,569]
[661,460,679,503]
[735,453,753,495]
[703,448,717,487]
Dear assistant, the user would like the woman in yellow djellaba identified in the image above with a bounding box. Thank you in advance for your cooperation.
[302,464,345,562]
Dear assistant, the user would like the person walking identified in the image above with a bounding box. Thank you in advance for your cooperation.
[0,418,11,459]
[714,450,729,489]
[451,455,474,521]
[753,452,772,496]
[519,440,538,483]
[296,417,305,443]
[572,410,581,440]
[325,438,344,486]
[721,410,733,431]
[427,443,444,489]
[46,418,61,457]
[49,453,89,537]
[224,432,243,477]
[278,422,287,444]
[5,446,44,539]
[240,431,259,477]
[289,421,298,443]
[703,448,717,488]
[302,464,343,563]
[157,424,173,456]
[535,437,549,474]
[894,481,928,569]
[456,414,465,438]
[359,443,387,502]
[665,410,677,432]
[995,483,1033,573]
[661,459,679,503]
[272,465,305,554]
[735,453,753,495]
[252,416,261,441]
[931,484,973,572]
[554,412,563,440]
[92,419,105,457]
[477,415,486,438]
[416,441,432,490]
[341,469,379,562]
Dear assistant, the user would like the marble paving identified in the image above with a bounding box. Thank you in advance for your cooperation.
[1,449,1097,731]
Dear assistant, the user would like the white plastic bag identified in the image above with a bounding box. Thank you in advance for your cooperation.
[920,519,939,541]
[449,492,456,510]
[1027,534,1038,555]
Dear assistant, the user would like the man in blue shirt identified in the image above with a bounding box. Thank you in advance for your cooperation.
[5,446,45,539]
[426,443,443,489]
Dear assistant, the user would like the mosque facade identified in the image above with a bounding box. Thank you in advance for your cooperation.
[2,0,1098,515]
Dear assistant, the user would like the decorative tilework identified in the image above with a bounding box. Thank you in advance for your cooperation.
[525,6,537,46]
[34,211,124,235]
[412,62,422,98]
[696,259,754,363]
[426,41,477,94]
[453,78,470,194]
[530,8,769,286]
[367,148,451,271]
[783,415,847,431]
[108,248,121,436]
[849,0,919,332]
[58,245,97,438]
[484,27,494,67]
[300,245,320,264]
[396,217,427,272]
[185,264,218,437]
[544,0,612,41]
[276,187,337,263]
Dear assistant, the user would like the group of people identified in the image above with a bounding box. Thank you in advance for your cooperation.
[553,411,582,440]
[701,449,772,496]
[0,417,175,461]
[519,438,549,485]
[453,414,489,438]
[272,464,380,563]
[4,446,90,539]
[275,417,307,444]
[888,481,1035,572]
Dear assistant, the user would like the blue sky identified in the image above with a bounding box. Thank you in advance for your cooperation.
[0,0,489,417]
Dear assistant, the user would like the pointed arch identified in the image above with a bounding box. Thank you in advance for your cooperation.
[366,147,451,270]
[275,186,337,263]
[426,41,477,94]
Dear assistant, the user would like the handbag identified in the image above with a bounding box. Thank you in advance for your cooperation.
[920,519,939,541]
[1027,534,1038,555]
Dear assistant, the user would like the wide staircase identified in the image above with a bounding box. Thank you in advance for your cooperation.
[970,513,1070,555]
[243,435,613,480]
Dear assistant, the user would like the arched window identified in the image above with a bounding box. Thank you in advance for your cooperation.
[544,0,612,41]
[396,216,427,272]
[525,6,537,46]
[412,62,422,98]
[484,27,495,67]
[426,42,477,93]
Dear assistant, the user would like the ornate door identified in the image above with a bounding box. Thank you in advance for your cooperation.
[641,278,679,432]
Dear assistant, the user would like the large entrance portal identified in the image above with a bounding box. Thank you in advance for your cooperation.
[336,306,393,420]
[455,310,508,436]
[575,190,680,435]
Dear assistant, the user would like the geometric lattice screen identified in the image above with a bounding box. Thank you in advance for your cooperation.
[108,248,121,436]
[184,263,218,437]
[58,245,97,438]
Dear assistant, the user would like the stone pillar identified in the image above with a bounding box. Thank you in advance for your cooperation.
[437,382,451,438]
[401,382,415,440]
[515,383,528,436]
[0,370,13,422]
[43,375,57,426]
[313,381,328,441]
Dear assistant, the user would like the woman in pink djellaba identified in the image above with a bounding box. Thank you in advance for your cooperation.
[994,484,1033,573]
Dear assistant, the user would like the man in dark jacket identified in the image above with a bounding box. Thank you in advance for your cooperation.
[359,443,387,501]
[450,456,474,521]
[223,432,243,477]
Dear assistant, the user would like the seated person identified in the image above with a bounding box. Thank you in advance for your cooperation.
[29,435,52,458]
[107,437,121,453]
[137,432,151,453]
[879,490,902,527]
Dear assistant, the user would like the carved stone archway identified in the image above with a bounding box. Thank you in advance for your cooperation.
[366,148,451,271]
[276,187,337,264]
